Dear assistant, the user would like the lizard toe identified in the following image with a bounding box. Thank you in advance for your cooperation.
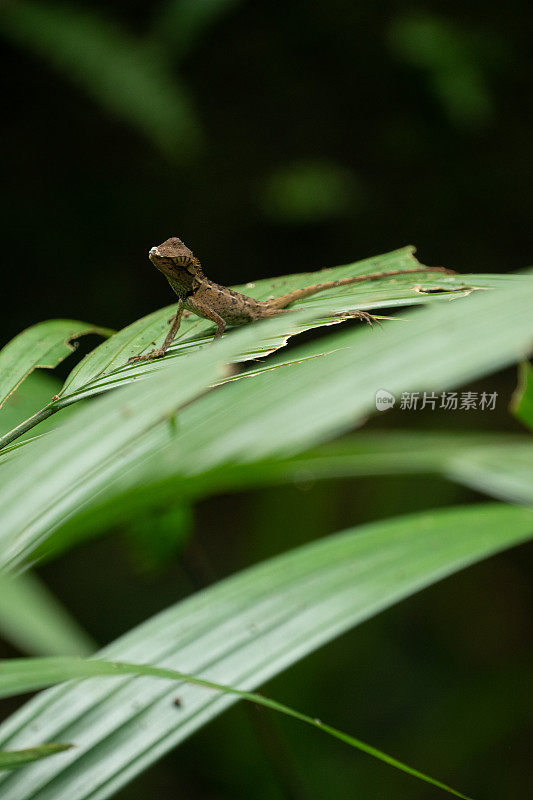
[128,349,166,363]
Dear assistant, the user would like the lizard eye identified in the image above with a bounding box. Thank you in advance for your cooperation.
[173,256,195,271]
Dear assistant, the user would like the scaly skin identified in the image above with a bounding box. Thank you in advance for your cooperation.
[129,237,454,362]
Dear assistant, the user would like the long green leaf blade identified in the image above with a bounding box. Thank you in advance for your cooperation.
[186,432,533,505]
[35,431,533,564]
[0,503,530,799]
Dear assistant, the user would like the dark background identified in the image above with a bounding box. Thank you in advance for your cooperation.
[1,1,532,798]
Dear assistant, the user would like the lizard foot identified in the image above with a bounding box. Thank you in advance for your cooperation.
[128,348,167,363]
[336,310,381,327]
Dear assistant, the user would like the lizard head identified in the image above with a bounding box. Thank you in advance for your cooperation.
[148,238,204,285]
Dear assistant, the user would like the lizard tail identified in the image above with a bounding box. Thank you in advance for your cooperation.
[264,266,454,309]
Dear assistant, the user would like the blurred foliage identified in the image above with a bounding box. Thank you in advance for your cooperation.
[260,160,363,223]
[0,1,200,157]
[124,502,193,573]
[152,0,244,56]
[387,14,501,128]
[511,362,533,432]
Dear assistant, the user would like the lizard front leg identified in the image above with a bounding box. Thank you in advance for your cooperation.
[129,300,185,362]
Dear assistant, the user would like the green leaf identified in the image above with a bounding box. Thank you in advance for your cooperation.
[1,280,532,571]
[169,279,532,467]
[0,1,200,156]
[0,308,322,570]
[0,745,72,771]
[444,441,533,505]
[57,304,181,403]
[34,431,532,565]
[0,374,62,437]
[511,362,533,432]
[63,280,533,536]
[0,572,95,657]
[0,320,112,410]
[0,503,529,799]
[0,656,471,799]
[173,431,533,507]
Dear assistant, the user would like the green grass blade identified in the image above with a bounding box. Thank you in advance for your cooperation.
[0,745,72,771]
[0,656,471,799]
[0,503,529,799]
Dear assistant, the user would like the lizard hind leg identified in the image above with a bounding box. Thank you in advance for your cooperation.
[335,309,381,327]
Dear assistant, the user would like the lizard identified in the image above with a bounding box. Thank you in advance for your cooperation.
[129,237,454,362]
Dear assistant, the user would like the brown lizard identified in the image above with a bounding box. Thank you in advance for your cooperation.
[129,237,453,362]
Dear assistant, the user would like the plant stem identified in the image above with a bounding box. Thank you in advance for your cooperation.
[0,404,57,451]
